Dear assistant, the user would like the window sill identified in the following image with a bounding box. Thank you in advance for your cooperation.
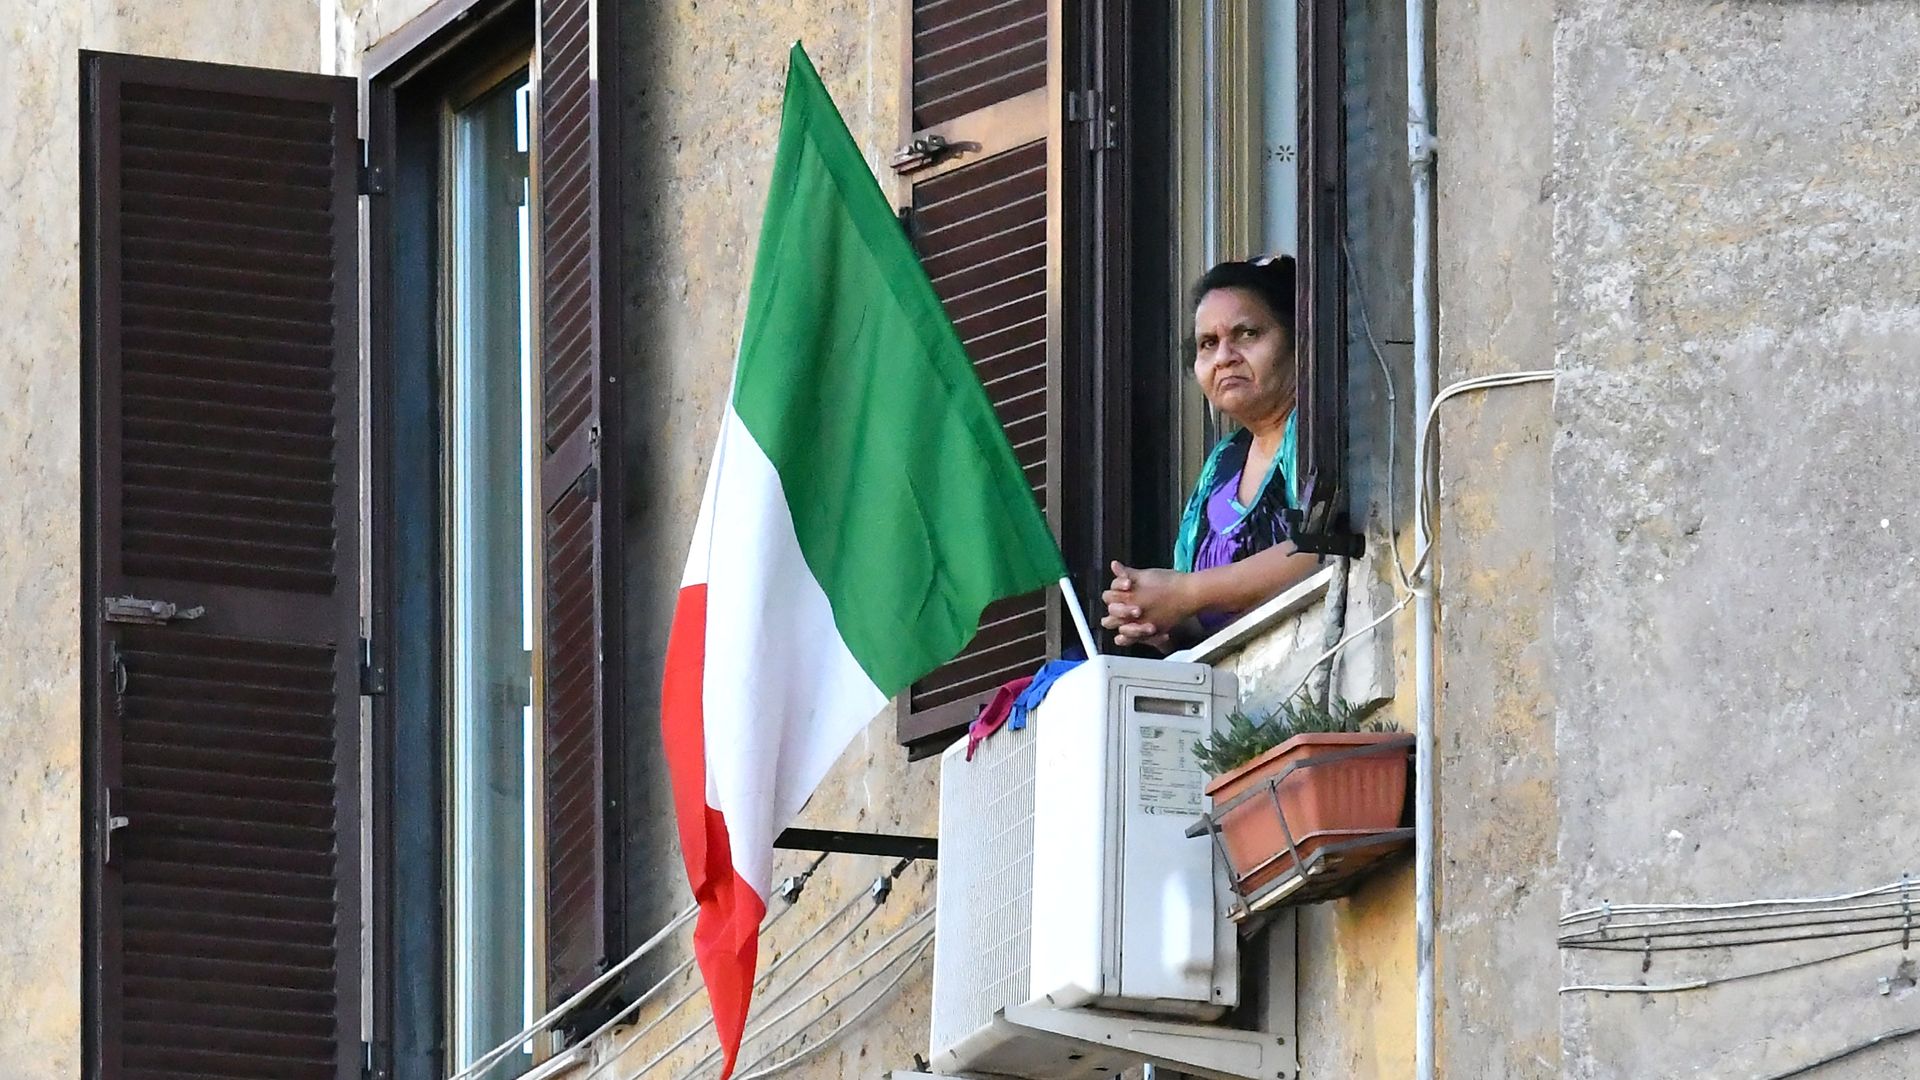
[1165,565,1337,666]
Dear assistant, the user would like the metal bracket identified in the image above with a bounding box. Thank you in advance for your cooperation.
[358,138,388,196]
[359,636,387,697]
[1902,873,1913,951]
[1407,121,1438,166]
[999,1003,1298,1080]
[102,788,129,866]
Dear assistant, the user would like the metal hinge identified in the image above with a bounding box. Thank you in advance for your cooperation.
[1066,89,1118,153]
[359,636,386,696]
[358,139,387,196]
[109,642,128,698]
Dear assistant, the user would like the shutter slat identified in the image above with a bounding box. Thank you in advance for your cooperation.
[911,0,1048,129]
[84,52,360,1080]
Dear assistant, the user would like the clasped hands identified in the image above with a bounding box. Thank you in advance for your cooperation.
[1100,560,1197,649]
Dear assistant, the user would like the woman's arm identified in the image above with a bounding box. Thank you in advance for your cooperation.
[1102,545,1322,646]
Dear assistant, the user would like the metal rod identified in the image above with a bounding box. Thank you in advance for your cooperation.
[1406,0,1439,1067]
[771,827,936,861]
[1057,575,1101,657]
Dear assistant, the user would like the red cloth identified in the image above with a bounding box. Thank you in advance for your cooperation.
[965,675,1034,760]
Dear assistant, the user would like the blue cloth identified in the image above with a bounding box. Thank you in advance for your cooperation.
[1007,657,1084,731]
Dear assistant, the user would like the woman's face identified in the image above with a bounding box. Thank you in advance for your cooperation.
[1193,286,1295,426]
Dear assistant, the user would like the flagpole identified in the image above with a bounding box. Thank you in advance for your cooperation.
[1057,576,1101,658]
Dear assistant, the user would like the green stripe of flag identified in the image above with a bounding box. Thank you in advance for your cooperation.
[730,43,1066,695]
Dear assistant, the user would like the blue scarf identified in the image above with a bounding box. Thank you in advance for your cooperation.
[1172,412,1298,573]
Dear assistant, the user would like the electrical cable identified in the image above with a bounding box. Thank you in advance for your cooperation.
[567,897,814,1080]
[663,907,937,1080]
[649,881,890,1080]
[1561,894,1919,938]
[447,901,697,1080]
[1561,909,1920,948]
[1284,593,1413,703]
[730,931,938,1080]
[1409,370,1558,588]
[1562,878,1915,926]
[574,877,867,1080]
[751,902,880,1010]
[1565,922,1918,954]
[1755,1023,1920,1080]
[1271,368,1555,697]
[1342,232,1413,594]
[1558,936,1904,994]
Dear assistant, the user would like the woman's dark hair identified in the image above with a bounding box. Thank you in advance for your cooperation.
[1189,255,1297,344]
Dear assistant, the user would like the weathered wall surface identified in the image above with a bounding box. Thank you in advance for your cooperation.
[1553,2,1920,1077]
[1217,570,1415,1080]
[0,2,336,1075]
[1428,0,1564,1078]
[607,6,936,1077]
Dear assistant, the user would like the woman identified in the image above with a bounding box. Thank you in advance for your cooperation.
[1102,255,1321,648]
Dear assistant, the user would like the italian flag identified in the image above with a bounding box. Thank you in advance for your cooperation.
[660,44,1065,1078]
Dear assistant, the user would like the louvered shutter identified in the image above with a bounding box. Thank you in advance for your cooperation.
[536,0,614,1002]
[81,52,362,1080]
[895,0,1060,755]
[1291,0,1356,552]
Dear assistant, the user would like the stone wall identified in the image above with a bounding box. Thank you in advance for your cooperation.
[1552,3,1920,1076]
[1430,0,1563,1077]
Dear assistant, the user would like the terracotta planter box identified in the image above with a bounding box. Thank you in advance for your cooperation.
[1203,732,1409,894]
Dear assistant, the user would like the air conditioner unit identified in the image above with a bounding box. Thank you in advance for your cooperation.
[929,655,1296,1080]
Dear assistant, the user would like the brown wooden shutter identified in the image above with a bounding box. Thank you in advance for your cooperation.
[895,0,1060,756]
[536,0,614,1002]
[1291,0,1359,554]
[81,52,362,1080]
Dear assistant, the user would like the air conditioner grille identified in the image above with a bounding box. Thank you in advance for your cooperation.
[930,724,1037,1059]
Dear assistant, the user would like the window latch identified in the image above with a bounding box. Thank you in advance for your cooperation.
[103,595,205,625]
[890,133,976,176]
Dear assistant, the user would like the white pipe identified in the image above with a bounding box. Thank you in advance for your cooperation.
[1405,0,1439,1072]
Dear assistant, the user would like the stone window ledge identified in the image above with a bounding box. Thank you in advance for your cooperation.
[1166,564,1338,666]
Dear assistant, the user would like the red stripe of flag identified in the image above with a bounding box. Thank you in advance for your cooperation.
[661,583,767,1077]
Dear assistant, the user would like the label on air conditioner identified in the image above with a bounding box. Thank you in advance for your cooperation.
[1135,723,1205,816]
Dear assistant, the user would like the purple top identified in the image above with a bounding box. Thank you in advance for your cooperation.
[1191,467,1257,631]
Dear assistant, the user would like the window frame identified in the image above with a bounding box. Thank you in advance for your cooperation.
[364,5,548,1078]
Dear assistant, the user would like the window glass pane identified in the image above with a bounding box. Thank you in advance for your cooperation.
[1259,0,1299,256]
[446,70,535,1080]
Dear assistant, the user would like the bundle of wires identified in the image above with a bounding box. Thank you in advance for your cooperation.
[1557,874,1918,994]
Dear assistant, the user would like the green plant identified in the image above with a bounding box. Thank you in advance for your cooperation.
[1192,693,1396,775]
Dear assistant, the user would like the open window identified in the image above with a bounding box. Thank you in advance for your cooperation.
[895,0,1357,757]
[1172,0,1356,556]
[81,0,626,1076]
